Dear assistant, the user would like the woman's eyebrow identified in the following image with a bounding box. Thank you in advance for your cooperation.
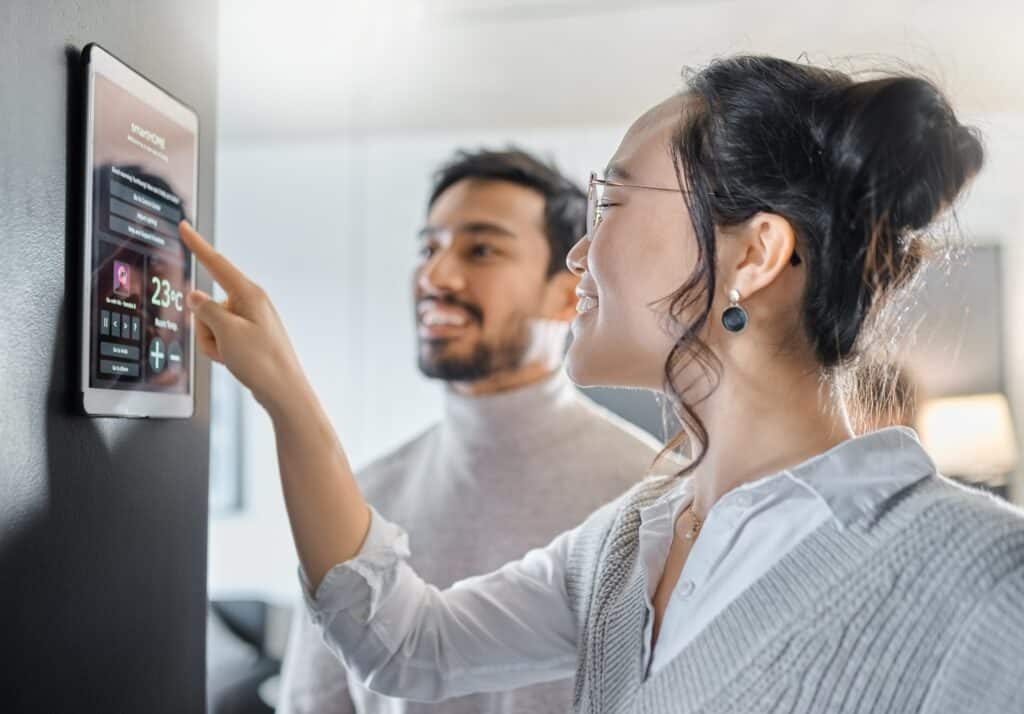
[604,162,633,182]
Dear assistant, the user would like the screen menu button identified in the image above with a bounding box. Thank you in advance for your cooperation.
[100,342,141,361]
[99,359,140,378]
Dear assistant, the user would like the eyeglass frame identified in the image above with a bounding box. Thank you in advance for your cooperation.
[585,171,801,267]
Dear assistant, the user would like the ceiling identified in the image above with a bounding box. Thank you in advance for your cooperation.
[218,0,1024,140]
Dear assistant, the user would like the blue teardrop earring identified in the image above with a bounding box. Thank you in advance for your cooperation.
[722,288,748,333]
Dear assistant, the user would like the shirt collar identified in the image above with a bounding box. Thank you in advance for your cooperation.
[639,426,936,529]
[785,425,936,527]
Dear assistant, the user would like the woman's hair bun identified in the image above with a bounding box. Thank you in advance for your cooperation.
[674,57,985,368]
[825,75,984,241]
[800,75,985,364]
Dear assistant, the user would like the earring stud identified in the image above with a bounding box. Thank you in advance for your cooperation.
[722,289,748,333]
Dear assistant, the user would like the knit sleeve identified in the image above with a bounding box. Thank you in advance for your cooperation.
[922,561,1024,713]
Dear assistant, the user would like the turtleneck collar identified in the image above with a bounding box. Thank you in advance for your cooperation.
[440,368,581,448]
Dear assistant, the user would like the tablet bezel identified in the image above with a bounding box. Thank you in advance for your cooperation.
[80,43,199,418]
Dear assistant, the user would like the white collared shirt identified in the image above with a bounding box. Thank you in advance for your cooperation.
[301,426,936,702]
[637,431,927,674]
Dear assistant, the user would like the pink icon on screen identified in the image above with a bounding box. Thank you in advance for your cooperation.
[113,260,131,297]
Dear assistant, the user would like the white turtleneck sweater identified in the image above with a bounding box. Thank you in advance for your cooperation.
[278,369,667,714]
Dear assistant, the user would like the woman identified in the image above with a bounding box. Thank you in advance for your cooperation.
[182,56,1024,712]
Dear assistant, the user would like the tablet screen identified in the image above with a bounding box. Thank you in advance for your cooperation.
[86,64,196,397]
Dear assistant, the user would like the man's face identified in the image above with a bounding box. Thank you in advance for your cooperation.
[414,178,555,381]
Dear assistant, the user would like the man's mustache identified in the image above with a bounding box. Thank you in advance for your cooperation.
[415,296,484,325]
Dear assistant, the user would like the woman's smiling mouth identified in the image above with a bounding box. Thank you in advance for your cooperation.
[575,286,599,314]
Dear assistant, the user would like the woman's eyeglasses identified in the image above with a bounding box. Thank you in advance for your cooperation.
[586,171,680,236]
[585,170,801,267]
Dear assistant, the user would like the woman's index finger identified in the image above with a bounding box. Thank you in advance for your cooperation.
[178,220,251,294]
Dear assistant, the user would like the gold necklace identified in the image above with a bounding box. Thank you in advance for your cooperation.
[678,501,703,540]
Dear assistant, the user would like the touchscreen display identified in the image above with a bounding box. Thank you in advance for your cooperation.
[88,72,195,393]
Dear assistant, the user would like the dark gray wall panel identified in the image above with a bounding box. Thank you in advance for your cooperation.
[0,2,217,711]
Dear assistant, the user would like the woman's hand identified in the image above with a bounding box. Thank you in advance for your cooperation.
[179,220,309,416]
[179,219,371,589]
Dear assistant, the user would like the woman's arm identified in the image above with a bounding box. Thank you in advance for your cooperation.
[179,221,369,590]
[278,604,357,714]
[179,221,582,699]
[307,509,580,700]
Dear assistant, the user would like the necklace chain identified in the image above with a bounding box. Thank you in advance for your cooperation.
[680,502,702,540]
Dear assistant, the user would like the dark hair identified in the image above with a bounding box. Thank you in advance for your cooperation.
[657,55,984,475]
[428,148,586,277]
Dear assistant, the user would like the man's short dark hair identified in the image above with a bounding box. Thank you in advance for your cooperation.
[427,148,586,277]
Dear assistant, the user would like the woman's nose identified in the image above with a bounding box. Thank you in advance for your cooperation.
[565,234,590,276]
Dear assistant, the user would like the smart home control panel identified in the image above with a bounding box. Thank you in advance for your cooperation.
[80,44,198,417]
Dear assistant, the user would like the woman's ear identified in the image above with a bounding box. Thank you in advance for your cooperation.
[726,213,798,301]
[542,270,580,323]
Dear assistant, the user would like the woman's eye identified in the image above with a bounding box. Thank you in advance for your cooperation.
[470,244,496,258]
[418,244,436,259]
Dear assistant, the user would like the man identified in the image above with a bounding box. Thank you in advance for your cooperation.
[277,148,670,714]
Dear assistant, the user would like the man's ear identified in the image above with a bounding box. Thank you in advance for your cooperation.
[541,270,580,323]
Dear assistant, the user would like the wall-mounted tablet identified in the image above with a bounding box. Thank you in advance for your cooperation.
[80,44,198,417]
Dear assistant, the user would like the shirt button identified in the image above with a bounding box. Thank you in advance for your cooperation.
[677,580,695,598]
[733,493,753,508]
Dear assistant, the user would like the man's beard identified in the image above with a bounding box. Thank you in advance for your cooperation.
[418,319,531,382]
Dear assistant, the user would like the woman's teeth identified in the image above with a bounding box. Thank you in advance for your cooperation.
[576,296,598,314]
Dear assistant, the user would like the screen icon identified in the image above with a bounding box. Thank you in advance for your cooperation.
[148,337,167,374]
[113,260,132,297]
[167,341,182,369]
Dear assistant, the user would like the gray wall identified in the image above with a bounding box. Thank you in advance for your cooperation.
[0,2,217,711]
[905,245,1005,399]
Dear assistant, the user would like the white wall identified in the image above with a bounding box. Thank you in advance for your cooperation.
[219,0,1024,138]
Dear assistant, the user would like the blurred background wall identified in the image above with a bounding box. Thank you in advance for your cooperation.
[208,0,1024,608]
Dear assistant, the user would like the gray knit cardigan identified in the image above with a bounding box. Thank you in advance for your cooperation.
[565,472,1024,713]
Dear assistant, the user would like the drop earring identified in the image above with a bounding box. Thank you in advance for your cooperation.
[722,288,748,333]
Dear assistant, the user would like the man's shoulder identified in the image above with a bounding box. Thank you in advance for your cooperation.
[564,391,688,475]
[567,392,662,451]
[354,423,441,483]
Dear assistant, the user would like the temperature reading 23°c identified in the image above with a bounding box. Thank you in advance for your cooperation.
[151,276,184,312]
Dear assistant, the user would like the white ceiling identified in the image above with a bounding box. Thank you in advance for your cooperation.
[218,0,1024,141]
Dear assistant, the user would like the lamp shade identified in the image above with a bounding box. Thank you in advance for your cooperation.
[916,393,1020,482]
